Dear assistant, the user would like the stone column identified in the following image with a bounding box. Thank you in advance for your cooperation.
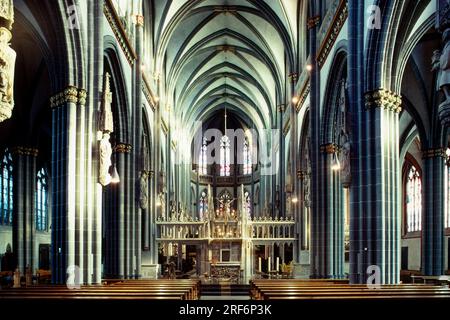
[348,89,402,284]
[421,148,446,275]
[12,147,38,274]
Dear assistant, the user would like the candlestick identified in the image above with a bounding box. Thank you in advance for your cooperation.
[276,257,279,272]
[258,257,262,273]
[268,257,271,272]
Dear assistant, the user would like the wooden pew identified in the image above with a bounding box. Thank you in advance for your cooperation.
[0,279,200,300]
[250,279,450,300]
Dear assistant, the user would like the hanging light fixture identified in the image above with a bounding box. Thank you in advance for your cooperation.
[331,152,341,171]
[110,165,120,183]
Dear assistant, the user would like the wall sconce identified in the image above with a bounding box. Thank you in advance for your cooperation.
[291,197,299,204]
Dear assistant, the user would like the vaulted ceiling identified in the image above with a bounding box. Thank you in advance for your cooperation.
[147,0,302,134]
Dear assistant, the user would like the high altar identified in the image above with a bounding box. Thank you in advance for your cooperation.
[156,186,296,281]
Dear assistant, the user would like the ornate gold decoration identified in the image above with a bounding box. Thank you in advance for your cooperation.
[104,0,137,66]
[422,148,446,159]
[11,146,38,157]
[0,0,15,123]
[364,88,402,113]
[317,0,348,68]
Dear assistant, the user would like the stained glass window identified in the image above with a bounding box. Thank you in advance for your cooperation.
[36,168,49,231]
[220,135,230,177]
[406,165,422,233]
[0,151,13,226]
[243,137,252,175]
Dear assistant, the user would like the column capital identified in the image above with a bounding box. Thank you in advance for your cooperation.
[50,86,87,108]
[289,72,298,83]
[11,146,39,157]
[114,143,132,154]
[277,104,286,112]
[297,170,307,180]
[422,148,447,159]
[307,15,321,29]
[364,88,402,113]
[135,15,144,27]
[320,143,338,154]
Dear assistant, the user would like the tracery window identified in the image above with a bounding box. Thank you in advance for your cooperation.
[406,165,422,233]
[0,151,13,226]
[243,137,252,175]
[36,168,49,231]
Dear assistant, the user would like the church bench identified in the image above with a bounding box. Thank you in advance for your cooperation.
[250,280,450,300]
[0,282,199,300]
[411,275,450,285]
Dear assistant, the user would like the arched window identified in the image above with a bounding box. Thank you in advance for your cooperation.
[199,191,207,220]
[243,137,252,175]
[36,168,49,231]
[0,151,13,226]
[406,165,422,233]
[199,137,207,175]
[220,135,230,177]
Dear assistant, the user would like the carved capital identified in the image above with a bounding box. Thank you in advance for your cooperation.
[114,143,132,154]
[11,146,39,157]
[135,15,144,27]
[320,143,338,154]
[289,72,298,83]
[307,15,321,29]
[422,148,446,159]
[50,86,87,108]
[297,170,306,180]
[364,89,402,113]
[78,89,87,106]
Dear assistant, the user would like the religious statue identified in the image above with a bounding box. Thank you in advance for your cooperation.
[99,133,113,186]
[339,131,352,188]
[0,0,15,123]
[436,1,450,126]
[98,72,114,186]
[139,171,148,209]
[435,30,450,103]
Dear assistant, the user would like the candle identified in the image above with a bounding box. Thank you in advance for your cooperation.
[268,257,271,272]
[276,257,279,272]
[258,257,262,273]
